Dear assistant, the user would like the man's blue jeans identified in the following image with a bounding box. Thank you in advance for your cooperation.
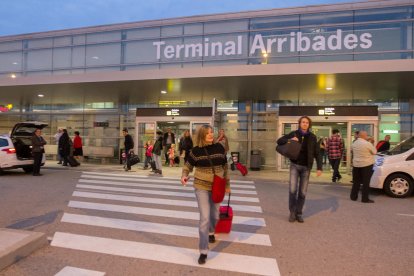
[195,188,220,254]
[289,163,310,215]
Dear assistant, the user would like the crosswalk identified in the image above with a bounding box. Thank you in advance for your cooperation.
[51,171,280,276]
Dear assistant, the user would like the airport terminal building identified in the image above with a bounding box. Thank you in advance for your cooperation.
[0,0,413,171]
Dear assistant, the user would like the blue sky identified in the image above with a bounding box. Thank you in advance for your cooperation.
[0,0,359,37]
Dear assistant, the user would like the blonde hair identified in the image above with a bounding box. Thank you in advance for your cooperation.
[194,125,212,148]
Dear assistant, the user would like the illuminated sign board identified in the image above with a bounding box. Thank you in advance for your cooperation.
[279,106,378,116]
[136,107,213,117]
[318,107,336,116]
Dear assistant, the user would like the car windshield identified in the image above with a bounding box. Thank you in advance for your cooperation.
[380,136,414,156]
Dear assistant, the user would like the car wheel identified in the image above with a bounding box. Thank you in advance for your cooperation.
[23,167,34,173]
[384,173,414,198]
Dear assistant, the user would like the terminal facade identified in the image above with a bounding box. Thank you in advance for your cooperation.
[0,0,413,170]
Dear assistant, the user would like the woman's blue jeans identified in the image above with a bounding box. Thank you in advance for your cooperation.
[289,163,310,215]
[195,188,220,254]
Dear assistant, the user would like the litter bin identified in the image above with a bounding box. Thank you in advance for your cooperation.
[250,150,261,171]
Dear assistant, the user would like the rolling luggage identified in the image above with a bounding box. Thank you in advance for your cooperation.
[215,194,233,233]
[67,156,80,167]
[236,162,248,176]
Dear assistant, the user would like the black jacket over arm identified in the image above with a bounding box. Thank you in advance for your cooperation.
[277,130,322,171]
[124,134,134,151]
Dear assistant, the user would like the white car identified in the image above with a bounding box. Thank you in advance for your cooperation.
[0,122,48,174]
[370,137,414,198]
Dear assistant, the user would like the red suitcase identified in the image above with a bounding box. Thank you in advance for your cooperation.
[236,162,248,176]
[215,194,233,233]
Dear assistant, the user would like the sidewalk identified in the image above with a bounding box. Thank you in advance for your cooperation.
[43,160,353,185]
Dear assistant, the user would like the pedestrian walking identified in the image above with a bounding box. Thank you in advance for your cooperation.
[181,125,230,265]
[179,129,193,163]
[151,131,163,175]
[31,128,47,176]
[73,131,83,160]
[54,128,63,164]
[163,127,175,165]
[326,129,344,182]
[215,128,229,154]
[376,135,391,152]
[122,128,134,171]
[277,116,322,223]
[58,129,71,166]
[350,130,377,203]
[143,140,153,169]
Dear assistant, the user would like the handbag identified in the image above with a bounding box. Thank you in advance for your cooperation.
[276,139,302,160]
[204,148,226,203]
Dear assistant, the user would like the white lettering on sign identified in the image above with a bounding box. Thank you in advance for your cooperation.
[166,109,180,116]
[153,30,373,60]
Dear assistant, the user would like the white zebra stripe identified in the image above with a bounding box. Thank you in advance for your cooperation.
[72,191,263,213]
[61,213,271,246]
[55,266,105,276]
[81,171,255,184]
[76,184,259,203]
[52,232,280,276]
[68,200,266,227]
[78,178,257,195]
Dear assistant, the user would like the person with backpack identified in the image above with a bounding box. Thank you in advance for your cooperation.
[376,135,391,152]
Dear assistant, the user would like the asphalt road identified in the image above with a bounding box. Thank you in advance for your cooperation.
[0,168,413,276]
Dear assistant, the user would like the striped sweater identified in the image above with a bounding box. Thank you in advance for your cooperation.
[182,143,230,191]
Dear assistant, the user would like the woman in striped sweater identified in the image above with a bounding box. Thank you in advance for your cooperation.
[181,125,230,265]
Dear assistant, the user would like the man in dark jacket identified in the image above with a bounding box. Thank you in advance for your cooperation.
[376,135,391,152]
[277,116,322,223]
[123,128,134,171]
[31,128,47,176]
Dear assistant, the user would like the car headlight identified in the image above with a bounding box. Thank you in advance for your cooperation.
[375,157,384,167]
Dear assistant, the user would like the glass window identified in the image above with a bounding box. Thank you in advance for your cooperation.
[28,38,53,49]
[53,47,71,69]
[73,35,86,45]
[300,11,354,26]
[354,6,413,23]
[27,49,53,70]
[184,24,203,35]
[127,27,160,39]
[204,19,249,34]
[250,15,299,30]
[54,36,72,47]
[72,46,86,67]
[125,40,160,64]
[86,43,121,66]
[355,22,412,52]
[158,38,184,62]
[161,25,183,37]
[0,138,9,147]
[0,41,22,52]
[87,31,121,43]
[202,33,248,61]
[249,29,299,58]
[0,52,22,72]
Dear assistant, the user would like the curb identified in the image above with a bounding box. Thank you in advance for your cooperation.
[0,228,47,271]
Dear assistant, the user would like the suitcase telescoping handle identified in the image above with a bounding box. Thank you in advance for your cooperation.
[225,193,231,216]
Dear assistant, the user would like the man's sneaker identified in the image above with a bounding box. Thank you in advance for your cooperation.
[289,212,296,222]
[209,234,216,243]
[296,214,304,223]
[198,254,207,265]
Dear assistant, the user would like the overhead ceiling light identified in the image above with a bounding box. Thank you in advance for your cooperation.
[10,74,16,79]
[161,90,167,94]
[368,99,373,102]
[12,62,18,65]
[91,56,99,59]
[38,94,44,98]
[326,87,333,91]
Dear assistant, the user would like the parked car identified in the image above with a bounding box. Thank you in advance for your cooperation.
[0,122,48,174]
[370,137,414,198]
